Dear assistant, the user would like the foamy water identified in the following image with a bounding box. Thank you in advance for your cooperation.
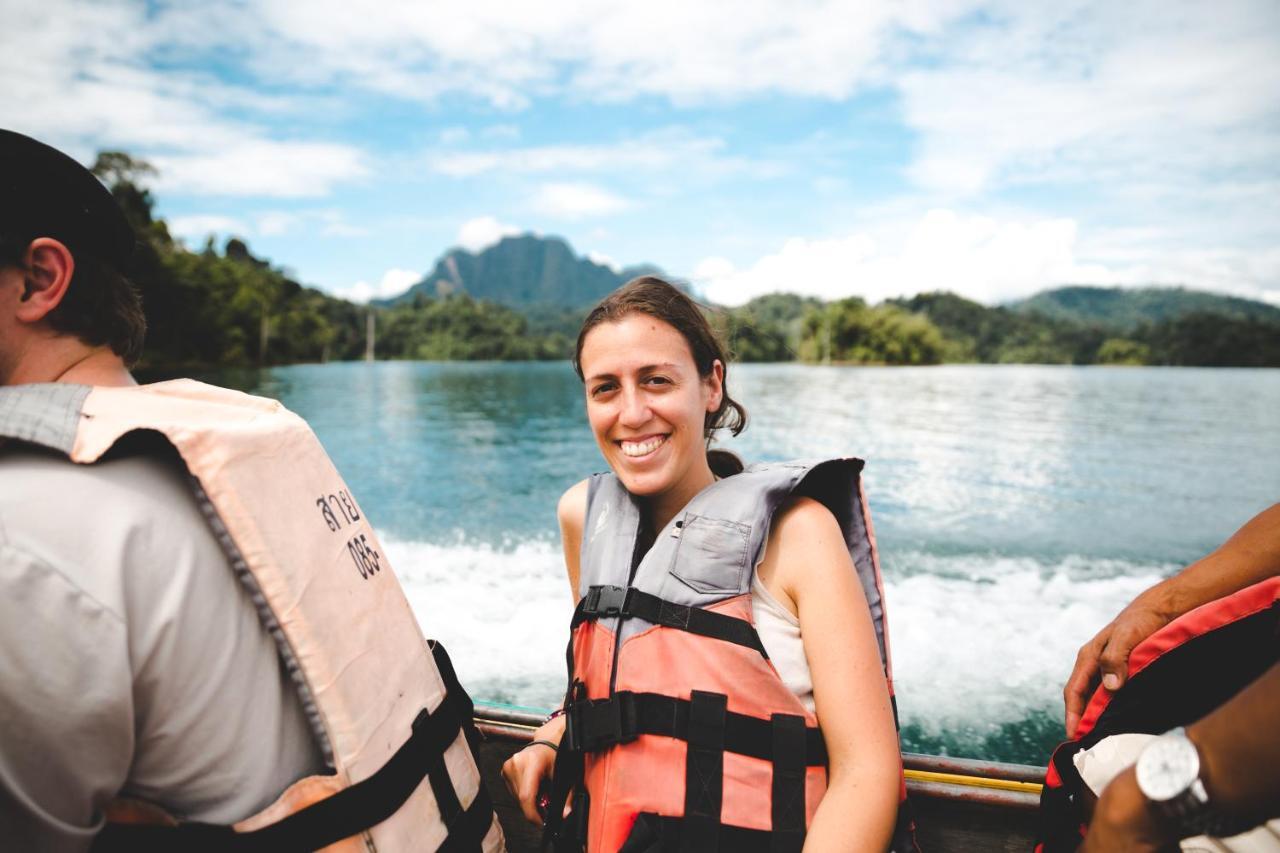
[386,532,1174,761]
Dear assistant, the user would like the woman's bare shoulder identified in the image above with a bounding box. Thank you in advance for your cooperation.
[557,478,591,533]
[769,495,842,545]
[765,495,853,592]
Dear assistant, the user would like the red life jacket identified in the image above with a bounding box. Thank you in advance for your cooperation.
[1035,575,1280,852]
[544,459,917,852]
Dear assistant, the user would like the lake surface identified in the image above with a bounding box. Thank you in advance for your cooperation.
[202,362,1280,764]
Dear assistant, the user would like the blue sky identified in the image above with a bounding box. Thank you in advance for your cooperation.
[4,0,1278,306]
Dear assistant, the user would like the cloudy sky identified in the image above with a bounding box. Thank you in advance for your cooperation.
[4,0,1278,306]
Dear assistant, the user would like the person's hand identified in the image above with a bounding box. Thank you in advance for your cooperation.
[1065,595,1173,737]
[501,715,565,825]
[1080,767,1180,853]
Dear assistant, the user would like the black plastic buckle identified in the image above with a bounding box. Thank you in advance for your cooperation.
[564,692,639,752]
[584,585,631,618]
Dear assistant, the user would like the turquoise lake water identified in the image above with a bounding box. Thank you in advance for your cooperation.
[202,361,1280,765]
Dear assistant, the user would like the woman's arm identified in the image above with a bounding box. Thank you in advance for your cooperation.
[558,478,588,603]
[758,497,901,852]
[501,479,590,823]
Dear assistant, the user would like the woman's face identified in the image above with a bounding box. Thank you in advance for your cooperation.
[579,313,723,500]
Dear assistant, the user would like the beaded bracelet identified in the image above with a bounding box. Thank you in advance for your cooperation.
[546,707,567,722]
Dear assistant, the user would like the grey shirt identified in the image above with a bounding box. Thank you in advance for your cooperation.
[0,440,325,852]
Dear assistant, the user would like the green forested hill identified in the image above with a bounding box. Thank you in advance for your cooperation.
[1011,285,1280,329]
[382,234,661,309]
[88,150,1279,370]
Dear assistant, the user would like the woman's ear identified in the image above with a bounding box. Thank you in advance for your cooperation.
[705,359,725,412]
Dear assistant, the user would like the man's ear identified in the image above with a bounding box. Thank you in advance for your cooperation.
[16,238,75,324]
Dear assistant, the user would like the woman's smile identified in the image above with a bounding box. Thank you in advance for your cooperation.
[617,433,669,459]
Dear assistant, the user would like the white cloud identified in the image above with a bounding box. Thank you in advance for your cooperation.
[0,0,368,200]
[695,208,1280,306]
[456,216,522,253]
[207,0,939,107]
[586,251,621,273]
[256,211,299,236]
[693,210,1127,306]
[531,183,632,219]
[898,1,1280,195]
[168,214,250,243]
[427,128,770,180]
[331,267,421,303]
[151,140,367,198]
[253,209,369,237]
[437,126,471,145]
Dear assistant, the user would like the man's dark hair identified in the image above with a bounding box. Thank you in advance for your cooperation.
[1,129,147,366]
[0,233,147,366]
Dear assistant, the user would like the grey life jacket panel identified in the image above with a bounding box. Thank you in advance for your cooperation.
[578,457,888,667]
[0,382,89,454]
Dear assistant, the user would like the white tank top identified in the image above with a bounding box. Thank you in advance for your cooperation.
[750,575,816,715]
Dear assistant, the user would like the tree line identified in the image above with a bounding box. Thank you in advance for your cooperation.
[96,153,1279,370]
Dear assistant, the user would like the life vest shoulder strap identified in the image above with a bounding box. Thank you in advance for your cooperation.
[572,584,769,658]
[93,643,497,853]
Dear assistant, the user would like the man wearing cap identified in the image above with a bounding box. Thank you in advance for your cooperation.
[0,130,325,850]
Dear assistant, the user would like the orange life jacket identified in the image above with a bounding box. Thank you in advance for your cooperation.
[0,380,505,852]
[544,459,917,852]
[1035,575,1280,852]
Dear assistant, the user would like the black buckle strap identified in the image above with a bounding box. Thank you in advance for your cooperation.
[564,690,639,752]
[93,642,494,853]
[769,714,807,853]
[562,691,826,766]
[682,691,727,852]
[574,586,769,659]
[582,584,633,618]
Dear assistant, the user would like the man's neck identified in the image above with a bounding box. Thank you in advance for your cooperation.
[5,336,134,387]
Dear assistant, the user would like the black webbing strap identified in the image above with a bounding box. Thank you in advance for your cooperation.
[541,680,587,853]
[572,585,769,659]
[563,691,827,766]
[619,812,805,853]
[769,714,807,853]
[681,691,727,852]
[93,643,493,853]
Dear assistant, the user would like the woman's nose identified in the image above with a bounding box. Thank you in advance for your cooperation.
[619,387,649,427]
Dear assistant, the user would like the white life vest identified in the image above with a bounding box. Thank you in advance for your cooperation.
[0,379,506,852]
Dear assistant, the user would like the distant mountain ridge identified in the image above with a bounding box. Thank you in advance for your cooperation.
[1009,285,1280,329]
[379,233,661,309]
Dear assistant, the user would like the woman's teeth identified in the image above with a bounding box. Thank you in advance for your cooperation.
[620,435,667,457]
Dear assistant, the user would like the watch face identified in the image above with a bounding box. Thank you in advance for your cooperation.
[1136,734,1201,802]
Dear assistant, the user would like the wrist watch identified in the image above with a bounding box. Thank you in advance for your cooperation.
[1134,726,1219,837]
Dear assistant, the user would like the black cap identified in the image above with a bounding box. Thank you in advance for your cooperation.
[0,129,135,270]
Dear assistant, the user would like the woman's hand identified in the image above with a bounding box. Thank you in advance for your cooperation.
[501,716,564,825]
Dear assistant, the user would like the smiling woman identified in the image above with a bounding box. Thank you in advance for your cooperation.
[572,276,747,524]
[500,276,916,852]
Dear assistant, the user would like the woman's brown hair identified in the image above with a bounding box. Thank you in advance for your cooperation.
[573,275,747,477]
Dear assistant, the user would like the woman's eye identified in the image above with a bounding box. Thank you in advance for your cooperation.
[644,375,671,386]
[590,382,616,397]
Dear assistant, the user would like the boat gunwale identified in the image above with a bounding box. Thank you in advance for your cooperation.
[473,703,1046,809]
